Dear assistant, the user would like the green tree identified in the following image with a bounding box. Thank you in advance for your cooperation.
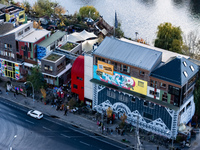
[32,0,58,17]
[154,22,183,53]
[21,0,31,14]
[115,22,124,38]
[27,66,46,91]
[79,5,100,20]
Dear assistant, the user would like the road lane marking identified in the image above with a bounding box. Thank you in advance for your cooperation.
[25,119,34,124]
[80,141,90,146]
[42,126,52,131]
[8,113,18,117]
[68,127,124,149]
[61,134,71,138]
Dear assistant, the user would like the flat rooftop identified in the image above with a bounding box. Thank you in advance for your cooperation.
[44,53,62,62]
[19,29,51,43]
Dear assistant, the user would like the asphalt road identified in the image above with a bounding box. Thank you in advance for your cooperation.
[0,97,131,150]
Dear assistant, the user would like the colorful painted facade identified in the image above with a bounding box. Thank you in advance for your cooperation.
[0,59,20,80]
[89,37,199,140]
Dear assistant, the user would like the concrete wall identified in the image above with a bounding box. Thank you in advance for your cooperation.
[84,54,93,101]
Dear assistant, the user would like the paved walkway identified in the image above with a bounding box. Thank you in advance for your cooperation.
[0,78,169,150]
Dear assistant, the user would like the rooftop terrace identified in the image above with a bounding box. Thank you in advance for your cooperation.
[45,53,62,62]
[60,42,78,51]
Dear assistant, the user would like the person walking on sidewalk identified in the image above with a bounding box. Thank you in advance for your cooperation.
[14,92,17,99]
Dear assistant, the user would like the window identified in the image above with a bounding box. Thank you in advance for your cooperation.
[150,80,157,88]
[18,31,23,36]
[183,71,188,77]
[183,61,187,67]
[143,112,153,120]
[25,26,30,32]
[160,82,166,88]
[139,71,145,76]
[19,14,24,20]
[186,102,191,110]
[131,97,136,102]
[180,108,185,115]
[112,62,117,70]
[44,65,48,70]
[4,43,7,49]
[49,66,53,71]
[138,81,144,87]
[50,44,55,50]
[77,77,83,81]
[73,84,78,89]
[144,101,148,106]
[149,103,155,109]
[107,90,116,99]
[108,60,111,64]
[162,92,168,102]
[190,65,194,72]
[119,94,128,103]
[120,64,130,73]
[149,90,159,97]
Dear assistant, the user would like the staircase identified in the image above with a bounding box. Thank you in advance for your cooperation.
[171,111,178,138]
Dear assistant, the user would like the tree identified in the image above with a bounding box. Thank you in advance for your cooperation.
[115,22,124,38]
[32,0,58,17]
[27,66,46,91]
[154,22,183,53]
[79,6,100,20]
[21,0,31,14]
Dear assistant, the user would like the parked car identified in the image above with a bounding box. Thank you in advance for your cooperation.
[46,25,58,31]
[27,110,43,119]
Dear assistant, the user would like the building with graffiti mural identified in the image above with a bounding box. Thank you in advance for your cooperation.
[88,37,199,139]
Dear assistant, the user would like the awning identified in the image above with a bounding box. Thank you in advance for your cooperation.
[24,62,35,68]
[42,72,57,78]
[57,63,72,77]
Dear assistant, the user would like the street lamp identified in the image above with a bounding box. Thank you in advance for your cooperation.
[24,81,34,103]
[8,135,17,150]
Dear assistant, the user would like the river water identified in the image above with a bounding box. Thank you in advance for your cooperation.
[17,0,200,45]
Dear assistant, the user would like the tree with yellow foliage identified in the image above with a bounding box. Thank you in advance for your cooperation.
[106,106,113,118]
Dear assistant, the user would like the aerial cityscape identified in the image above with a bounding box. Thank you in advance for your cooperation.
[0,0,200,150]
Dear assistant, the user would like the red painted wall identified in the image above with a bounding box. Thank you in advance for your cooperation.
[71,55,84,101]
[18,35,48,59]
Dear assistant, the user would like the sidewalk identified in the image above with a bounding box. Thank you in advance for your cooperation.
[0,79,168,150]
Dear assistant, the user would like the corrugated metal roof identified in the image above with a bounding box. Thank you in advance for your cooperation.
[93,37,162,71]
[38,31,66,47]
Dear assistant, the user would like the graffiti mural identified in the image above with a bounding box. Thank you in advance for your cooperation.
[15,63,20,80]
[93,65,147,95]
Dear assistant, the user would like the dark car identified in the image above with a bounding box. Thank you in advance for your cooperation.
[46,25,58,31]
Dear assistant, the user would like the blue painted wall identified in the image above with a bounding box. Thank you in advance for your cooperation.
[37,45,46,60]
[98,87,172,129]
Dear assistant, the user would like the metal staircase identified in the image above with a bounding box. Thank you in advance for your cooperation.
[171,111,178,138]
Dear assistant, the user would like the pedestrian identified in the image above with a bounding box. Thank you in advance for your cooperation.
[157,145,159,150]
[64,108,68,116]
[6,89,8,95]
[14,93,16,99]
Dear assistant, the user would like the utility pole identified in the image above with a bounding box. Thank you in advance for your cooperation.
[136,115,142,150]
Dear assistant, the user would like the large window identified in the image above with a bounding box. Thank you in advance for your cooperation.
[168,85,180,96]
[119,94,128,103]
